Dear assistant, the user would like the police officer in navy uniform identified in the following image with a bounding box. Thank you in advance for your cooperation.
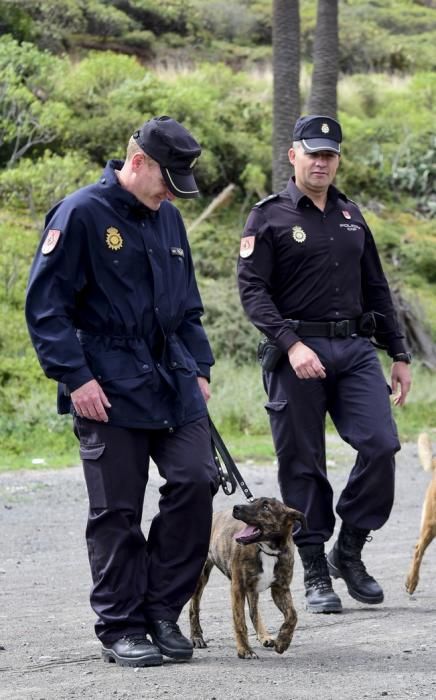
[237,115,412,614]
[26,116,219,666]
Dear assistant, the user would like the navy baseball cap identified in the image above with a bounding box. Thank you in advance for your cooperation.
[133,116,201,198]
[293,115,342,154]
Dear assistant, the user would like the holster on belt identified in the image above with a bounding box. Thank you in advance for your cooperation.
[357,311,377,337]
[257,337,283,372]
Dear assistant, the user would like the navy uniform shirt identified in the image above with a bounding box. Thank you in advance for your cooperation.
[237,178,406,356]
[25,160,214,429]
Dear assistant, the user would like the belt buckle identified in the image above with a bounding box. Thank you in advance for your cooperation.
[335,320,349,338]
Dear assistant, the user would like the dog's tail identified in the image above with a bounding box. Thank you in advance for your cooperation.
[417,432,436,472]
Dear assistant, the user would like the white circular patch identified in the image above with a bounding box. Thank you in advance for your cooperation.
[292,226,306,243]
[321,123,330,134]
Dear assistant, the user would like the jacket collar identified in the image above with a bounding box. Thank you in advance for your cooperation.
[284,177,347,208]
[98,160,158,219]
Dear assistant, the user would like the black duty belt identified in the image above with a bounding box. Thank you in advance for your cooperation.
[287,319,358,338]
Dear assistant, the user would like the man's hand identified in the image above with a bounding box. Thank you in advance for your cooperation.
[197,376,211,402]
[391,362,412,407]
[288,341,326,380]
[71,379,112,422]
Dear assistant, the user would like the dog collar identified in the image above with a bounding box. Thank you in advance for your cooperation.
[258,543,281,557]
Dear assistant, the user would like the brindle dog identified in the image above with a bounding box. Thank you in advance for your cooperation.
[189,497,306,659]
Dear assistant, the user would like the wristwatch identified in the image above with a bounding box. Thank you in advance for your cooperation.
[392,352,412,364]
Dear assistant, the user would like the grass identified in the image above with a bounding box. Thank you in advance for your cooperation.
[0,357,434,473]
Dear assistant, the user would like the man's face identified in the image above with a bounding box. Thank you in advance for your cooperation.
[288,146,340,195]
[134,154,176,210]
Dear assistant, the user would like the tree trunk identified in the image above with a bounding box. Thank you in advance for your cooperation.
[308,0,339,117]
[391,288,436,369]
[272,0,300,192]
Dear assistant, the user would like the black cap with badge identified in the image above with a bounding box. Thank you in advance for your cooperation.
[293,115,342,155]
[133,116,201,199]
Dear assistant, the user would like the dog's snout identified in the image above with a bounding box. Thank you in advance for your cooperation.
[233,505,242,518]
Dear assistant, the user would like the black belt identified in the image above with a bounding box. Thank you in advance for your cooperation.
[287,319,359,338]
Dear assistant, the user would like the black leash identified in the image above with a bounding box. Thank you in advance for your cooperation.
[208,416,255,502]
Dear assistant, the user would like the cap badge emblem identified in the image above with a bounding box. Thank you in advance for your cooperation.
[240,235,255,258]
[106,227,123,251]
[189,157,198,169]
[292,226,306,243]
[321,123,330,134]
[342,210,351,219]
[42,229,61,255]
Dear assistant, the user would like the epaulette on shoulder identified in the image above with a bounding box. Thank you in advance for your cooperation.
[345,196,360,208]
[254,193,280,208]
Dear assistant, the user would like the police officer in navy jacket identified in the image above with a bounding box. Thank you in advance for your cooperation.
[238,115,412,614]
[26,116,218,667]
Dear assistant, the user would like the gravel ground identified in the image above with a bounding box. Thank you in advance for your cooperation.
[0,436,434,700]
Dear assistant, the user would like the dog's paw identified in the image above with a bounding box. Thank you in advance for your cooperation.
[238,649,258,659]
[274,639,290,654]
[260,637,275,648]
[405,577,417,595]
[191,635,208,649]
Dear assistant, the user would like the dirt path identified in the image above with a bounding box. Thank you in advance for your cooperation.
[0,437,434,700]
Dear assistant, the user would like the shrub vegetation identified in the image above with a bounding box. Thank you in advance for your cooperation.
[0,1,435,469]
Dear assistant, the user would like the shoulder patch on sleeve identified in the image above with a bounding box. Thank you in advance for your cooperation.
[240,235,255,258]
[42,229,62,255]
[254,193,280,208]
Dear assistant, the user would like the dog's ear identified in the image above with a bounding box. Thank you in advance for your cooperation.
[286,508,307,531]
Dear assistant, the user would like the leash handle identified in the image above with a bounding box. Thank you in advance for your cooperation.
[211,443,237,496]
[209,416,255,502]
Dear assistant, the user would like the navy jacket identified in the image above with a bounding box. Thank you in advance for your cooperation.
[25,160,214,429]
[238,179,406,356]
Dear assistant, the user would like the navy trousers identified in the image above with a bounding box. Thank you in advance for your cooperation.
[74,416,218,644]
[264,336,401,547]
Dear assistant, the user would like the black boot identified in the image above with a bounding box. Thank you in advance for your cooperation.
[101,635,163,667]
[327,524,384,604]
[299,545,342,614]
[149,619,193,660]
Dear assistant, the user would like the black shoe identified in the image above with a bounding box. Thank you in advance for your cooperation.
[327,524,384,605]
[101,635,163,667]
[149,619,193,661]
[299,545,342,614]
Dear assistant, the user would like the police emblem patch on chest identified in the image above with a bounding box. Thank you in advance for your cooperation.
[342,210,351,219]
[106,227,123,251]
[292,225,306,243]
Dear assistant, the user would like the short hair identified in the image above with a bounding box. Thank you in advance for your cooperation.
[292,140,304,151]
[125,136,156,165]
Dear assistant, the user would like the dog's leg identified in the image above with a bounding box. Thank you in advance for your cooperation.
[246,590,274,648]
[189,559,214,648]
[270,583,298,654]
[405,524,434,594]
[231,575,257,659]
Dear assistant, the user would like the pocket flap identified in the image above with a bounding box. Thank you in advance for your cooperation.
[264,400,288,412]
[79,443,105,460]
[89,350,153,381]
[166,336,198,372]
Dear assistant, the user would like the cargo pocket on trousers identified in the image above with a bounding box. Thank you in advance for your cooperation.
[264,400,288,413]
[80,443,107,509]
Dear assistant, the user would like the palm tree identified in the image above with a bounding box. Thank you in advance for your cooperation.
[308,0,339,117]
[272,0,300,191]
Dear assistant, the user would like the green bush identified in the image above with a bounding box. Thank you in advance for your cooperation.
[0,151,100,219]
[200,276,261,365]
